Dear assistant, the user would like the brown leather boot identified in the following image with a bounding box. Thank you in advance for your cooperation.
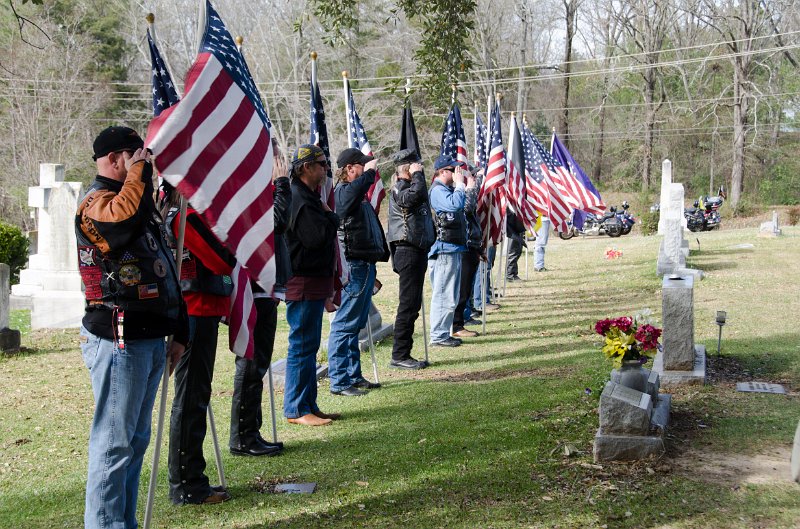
[287,413,332,426]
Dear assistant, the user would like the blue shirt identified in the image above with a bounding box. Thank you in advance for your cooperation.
[428,180,467,258]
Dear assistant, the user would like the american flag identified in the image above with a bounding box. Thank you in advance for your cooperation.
[474,108,488,169]
[146,1,275,296]
[523,126,575,231]
[147,29,180,117]
[344,77,384,214]
[477,102,506,246]
[440,102,469,168]
[311,61,348,292]
[507,116,537,232]
[550,132,605,228]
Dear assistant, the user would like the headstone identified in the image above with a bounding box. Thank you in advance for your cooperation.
[0,264,21,353]
[11,164,84,329]
[610,367,660,403]
[661,275,695,370]
[268,358,328,389]
[593,381,670,462]
[598,382,653,436]
[274,482,316,494]
[657,160,672,235]
[657,218,684,276]
[357,302,393,352]
[758,210,782,237]
[735,382,786,394]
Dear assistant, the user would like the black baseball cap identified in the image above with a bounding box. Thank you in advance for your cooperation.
[336,148,374,168]
[391,148,421,166]
[92,126,144,161]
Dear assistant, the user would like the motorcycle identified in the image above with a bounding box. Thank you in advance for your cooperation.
[559,207,624,239]
[617,201,636,235]
[685,200,707,232]
[700,192,724,231]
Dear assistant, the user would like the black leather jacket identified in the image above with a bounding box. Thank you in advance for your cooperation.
[464,183,482,250]
[287,177,340,277]
[335,169,390,263]
[387,170,435,250]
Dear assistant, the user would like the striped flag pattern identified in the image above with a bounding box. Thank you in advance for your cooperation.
[440,102,469,168]
[477,102,506,245]
[523,127,576,231]
[506,116,537,232]
[550,132,606,228]
[344,77,384,214]
[229,262,256,359]
[474,108,488,169]
[145,0,276,296]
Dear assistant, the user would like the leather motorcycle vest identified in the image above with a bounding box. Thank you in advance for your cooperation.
[386,181,435,250]
[338,200,390,263]
[430,180,467,246]
[75,182,182,318]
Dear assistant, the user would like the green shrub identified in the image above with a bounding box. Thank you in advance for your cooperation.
[0,222,29,285]
[639,209,659,236]
[732,198,759,218]
[788,206,800,226]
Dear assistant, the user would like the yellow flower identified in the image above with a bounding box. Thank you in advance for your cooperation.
[601,328,636,369]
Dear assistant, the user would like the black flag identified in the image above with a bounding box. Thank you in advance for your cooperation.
[400,95,420,158]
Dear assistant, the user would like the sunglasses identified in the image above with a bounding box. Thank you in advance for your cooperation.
[310,160,329,169]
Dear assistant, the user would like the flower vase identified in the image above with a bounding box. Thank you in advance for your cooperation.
[618,360,648,393]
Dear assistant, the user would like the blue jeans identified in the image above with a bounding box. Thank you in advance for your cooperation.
[472,245,494,309]
[327,260,376,392]
[80,327,166,529]
[283,299,325,418]
[535,218,551,270]
[428,252,462,343]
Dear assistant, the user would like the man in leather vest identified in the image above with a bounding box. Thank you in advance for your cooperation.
[428,155,475,348]
[327,148,389,396]
[386,148,434,369]
[76,126,188,529]
[505,209,527,281]
[283,144,341,426]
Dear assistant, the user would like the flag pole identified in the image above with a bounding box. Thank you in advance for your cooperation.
[485,94,495,308]
[343,71,352,146]
[476,99,488,337]
[523,114,530,281]
[410,78,429,365]
[493,94,506,301]
[143,12,197,529]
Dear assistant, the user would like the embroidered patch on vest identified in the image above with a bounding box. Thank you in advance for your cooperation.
[153,259,167,278]
[138,283,159,299]
[119,264,142,286]
[79,246,96,267]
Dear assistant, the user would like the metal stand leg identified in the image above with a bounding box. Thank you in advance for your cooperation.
[206,403,226,489]
[480,260,487,336]
[267,366,278,443]
[143,355,170,529]
[366,318,379,384]
[421,296,429,365]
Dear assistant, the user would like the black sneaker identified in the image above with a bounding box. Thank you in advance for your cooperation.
[431,337,461,347]
[331,386,367,396]
[464,318,482,326]
[389,358,426,370]
[352,379,381,390]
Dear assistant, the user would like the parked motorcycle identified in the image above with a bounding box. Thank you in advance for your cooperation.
[617,201,636,235]
[685,189,725,232]
[559,207,624,239]
[685,200,707,232]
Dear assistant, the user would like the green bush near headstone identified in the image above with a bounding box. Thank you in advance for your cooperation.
[639,209,659,236]
[0,222,29,285]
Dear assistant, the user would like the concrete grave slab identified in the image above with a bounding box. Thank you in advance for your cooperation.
[653,344,706,386]
[274,483,316,494]
[735,382,786,394]
[599,382,653,436]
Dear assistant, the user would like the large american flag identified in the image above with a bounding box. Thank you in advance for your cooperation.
[474,108,488,169]
[146,1,275,296]
[507,116,537,232]
[550,132,605,228]
[312,62,348,292]
[523,126,575,231]
[344,77,384,214]
[440,102,469,168]
[477,102,506,246]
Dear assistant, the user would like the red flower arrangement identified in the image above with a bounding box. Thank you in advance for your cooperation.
[594,312,662,368]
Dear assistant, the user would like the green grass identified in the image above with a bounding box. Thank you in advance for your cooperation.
[1,227,799,528]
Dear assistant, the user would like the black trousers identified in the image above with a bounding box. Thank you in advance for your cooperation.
[168,315,221,504]
[453,249,480,330]
[506,233,524,277]
[230,297,277,448]
[391,244,428,362]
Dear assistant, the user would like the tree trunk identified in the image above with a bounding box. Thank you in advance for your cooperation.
[592,91,607,184]
[641,71,656,192]
[730,59,748,210]
[559,0,577,147]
